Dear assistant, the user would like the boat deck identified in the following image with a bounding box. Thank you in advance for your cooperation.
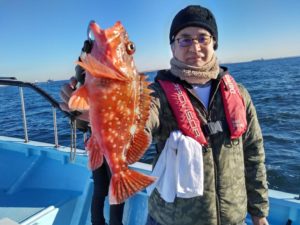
[0,136,93,225]
[0,136,299,225]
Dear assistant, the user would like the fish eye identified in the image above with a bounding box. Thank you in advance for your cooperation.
[126,41,135,55]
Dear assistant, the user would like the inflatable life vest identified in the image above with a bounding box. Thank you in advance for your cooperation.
[158,74,247,146]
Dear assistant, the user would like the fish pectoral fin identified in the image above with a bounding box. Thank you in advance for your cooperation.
[109,169,155,204]
[86,135,104,170]
[77,55,129,81]
[68,85,90,111]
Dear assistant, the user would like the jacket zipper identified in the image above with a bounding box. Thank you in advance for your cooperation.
[208,78,222,111]
[208,89,221,225]
[213,160,221,225]
[188,77,223,224]
[208,115,221,225]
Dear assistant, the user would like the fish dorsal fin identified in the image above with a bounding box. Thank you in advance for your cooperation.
[68,85,90,111]
[126,75,152,164]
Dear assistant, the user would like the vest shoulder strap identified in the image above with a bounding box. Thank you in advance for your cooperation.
[220,74,247,139]
[158,73,248,143]
[158,80,208,146]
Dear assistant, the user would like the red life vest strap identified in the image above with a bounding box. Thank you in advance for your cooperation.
[220,74,247,139]
[158,74,247,144]
[158,80,208,146]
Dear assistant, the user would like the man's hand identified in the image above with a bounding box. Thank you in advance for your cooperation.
[251,216,269,225]
[60,77,77,112]
[60,40,92,130]
[59,76,90,131]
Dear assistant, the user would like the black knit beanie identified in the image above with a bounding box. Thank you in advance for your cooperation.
[169,5,218,50]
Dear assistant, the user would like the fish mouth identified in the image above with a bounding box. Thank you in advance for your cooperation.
[83,21,136,81]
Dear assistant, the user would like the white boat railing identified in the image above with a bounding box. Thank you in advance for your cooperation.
[0,77,76,148]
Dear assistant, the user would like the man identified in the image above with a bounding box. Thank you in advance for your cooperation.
[145,5,269,225]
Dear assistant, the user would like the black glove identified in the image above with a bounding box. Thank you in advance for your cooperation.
[75,39,93,86]
[59,40,94,132]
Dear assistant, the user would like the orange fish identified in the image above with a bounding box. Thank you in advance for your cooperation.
[68,21,155,204]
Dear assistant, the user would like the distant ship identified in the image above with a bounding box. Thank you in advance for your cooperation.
[47,78,54,83]
[251,58,264,62]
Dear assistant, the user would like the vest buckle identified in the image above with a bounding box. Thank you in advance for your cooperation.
[203,121,223,136]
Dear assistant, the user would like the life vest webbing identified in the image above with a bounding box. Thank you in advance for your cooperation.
[158,74,247,143]
[220,74,247,139]
[158,80,208,146]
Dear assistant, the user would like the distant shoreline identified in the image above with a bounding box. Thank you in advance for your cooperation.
[222,55,300,65]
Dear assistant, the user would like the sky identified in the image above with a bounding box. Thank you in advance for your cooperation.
[1,0,300,82]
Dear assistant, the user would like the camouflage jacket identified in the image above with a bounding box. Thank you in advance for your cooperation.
[146,68,269,225]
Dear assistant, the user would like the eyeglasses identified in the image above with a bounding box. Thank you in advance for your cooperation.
[176,35,213,47]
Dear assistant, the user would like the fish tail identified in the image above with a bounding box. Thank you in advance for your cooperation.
[109,169,155,204]
[86,135,104,170]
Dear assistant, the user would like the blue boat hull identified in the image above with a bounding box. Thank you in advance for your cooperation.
[0,136,299,225]
[0,136,93,225]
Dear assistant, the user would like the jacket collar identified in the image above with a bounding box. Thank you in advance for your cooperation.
[155,66,229,88]
[155,67,230,111]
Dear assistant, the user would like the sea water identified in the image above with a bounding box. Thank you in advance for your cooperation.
[0,56,299,195]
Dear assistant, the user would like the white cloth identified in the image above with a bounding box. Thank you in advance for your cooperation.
[147,130,204,202]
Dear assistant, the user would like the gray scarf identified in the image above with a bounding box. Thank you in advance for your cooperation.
[170,54,220,84]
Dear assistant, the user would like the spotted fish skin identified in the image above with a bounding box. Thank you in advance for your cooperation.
[68,21,155,204]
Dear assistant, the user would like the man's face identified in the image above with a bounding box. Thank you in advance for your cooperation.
[171,26,215,67]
